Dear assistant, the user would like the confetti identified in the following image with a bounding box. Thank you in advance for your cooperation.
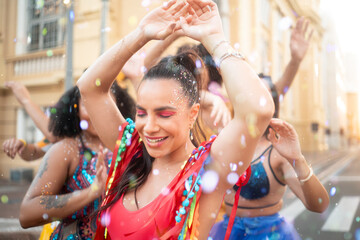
[42,28,48,36]
[161,187,170,196]
[80,120,89,130]
[152,169,159,175]
[100,212,111,226]
[1,195,9,204]
[330,187,336,196]
[42,213,49,220]
[227,172,239,185]
[95,78,101,87]
[202,170,219,193]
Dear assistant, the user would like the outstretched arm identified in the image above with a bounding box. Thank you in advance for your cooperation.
[3,138,45,161]
[275,17,313,96]
[19,141,107,228]
[5,81,58,143]
[77,0,192,150]
[268,119,329,213]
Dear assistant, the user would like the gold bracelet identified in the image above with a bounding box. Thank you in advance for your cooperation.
[219,52,246,66]
[19,139,27,148]
[299,167,313,184]
[211,40,229,55]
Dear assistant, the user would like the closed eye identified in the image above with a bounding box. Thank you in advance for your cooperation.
[136,110,147,117]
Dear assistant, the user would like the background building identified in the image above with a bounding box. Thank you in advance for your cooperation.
[0,0,353,180]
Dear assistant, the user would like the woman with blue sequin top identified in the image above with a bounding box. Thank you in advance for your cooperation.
[19,82,135,240]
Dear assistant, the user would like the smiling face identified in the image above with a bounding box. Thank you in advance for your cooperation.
[135,78,199,159]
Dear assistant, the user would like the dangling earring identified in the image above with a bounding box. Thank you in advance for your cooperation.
[190,130,194,141]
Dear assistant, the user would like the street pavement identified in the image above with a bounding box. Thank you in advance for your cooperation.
[0,147,357,239]
[281,147,360,240]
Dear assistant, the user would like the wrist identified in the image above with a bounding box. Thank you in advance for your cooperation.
[201,34,227,56]
[292,155,311,179]
[133,27,150,48]
[290,56,302,65]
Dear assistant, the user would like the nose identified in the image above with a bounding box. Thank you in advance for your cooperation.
[143,115,160,134]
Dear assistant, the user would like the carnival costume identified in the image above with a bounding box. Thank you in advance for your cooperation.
[95,118,251,240]
[50,140,112,240]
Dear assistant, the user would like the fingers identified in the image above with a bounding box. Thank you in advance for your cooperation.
[267,127,279,144]
[302,19,309,35]
[157,22,177,39]
[162,0,177,10]
[307,29,314,42]
[173,2,192,20]
[295,16,304,32]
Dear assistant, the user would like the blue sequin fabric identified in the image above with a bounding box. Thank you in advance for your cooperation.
[50,144,112,240]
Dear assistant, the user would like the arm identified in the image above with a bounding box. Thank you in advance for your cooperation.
[3,138,45,161]
[19,140,107,228]
[143,32,182,70]
[268,119,329,213]
[199,90,231,129]
[181,0,274,188]
[5,81,58,143]
[275,17,313,96]
[77,0,191,150]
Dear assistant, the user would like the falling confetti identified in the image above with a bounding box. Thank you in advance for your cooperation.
[227,172,239,185]
[330,187,336,196]
[50,108,57,114]
[101,212,111,226]
[42,213,49,220]
[141,0,151,7]
[80,120,89,130]
[202,170,219,193]
[84,151,93,161]
[152,169,159,175]
[95,78,101,87]
[229,163,237,171]
[161,187,170,196]
[259,96,267,107]
[1,195,9,204]
[42,28,48,36]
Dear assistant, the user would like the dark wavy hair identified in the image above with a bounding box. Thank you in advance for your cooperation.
[48,82,135,138]
[98,50,207,212]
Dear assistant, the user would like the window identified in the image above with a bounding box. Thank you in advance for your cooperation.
[27,0,65,52]
[16,109,44,144]
[260,0,270,27]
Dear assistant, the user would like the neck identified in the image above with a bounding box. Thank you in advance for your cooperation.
[80,131,102,147]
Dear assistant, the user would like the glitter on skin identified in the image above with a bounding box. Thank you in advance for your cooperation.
[152,169,159,175]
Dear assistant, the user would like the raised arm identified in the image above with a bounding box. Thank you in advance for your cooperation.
[267,119,329,212]
[77,0,192,150]
[275,17,313,95]
[5,81,58,143]
[3,138,45,161]
[181,0,274,187]
[19,140,107,228]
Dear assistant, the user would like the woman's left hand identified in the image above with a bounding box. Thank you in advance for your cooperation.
[90,147,108,198]
[138,0,192,41]
[179,0,224,43]
[267,119,303,162]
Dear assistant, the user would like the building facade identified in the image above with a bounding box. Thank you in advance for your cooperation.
[0,0,328,179]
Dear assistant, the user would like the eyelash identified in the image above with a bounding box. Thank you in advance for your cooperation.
[136,111,175,118]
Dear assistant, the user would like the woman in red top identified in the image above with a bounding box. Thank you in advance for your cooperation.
[77,0,274,239]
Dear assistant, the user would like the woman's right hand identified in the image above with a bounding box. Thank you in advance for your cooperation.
[179,0,224,43]
[90,147,108,199]
[3,138,26,159]
[5,81,31,106]
[137,0,192,41]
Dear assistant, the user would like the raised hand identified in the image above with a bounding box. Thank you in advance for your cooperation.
[138,0,192,41]
[210,95,231,128]
[90,147,108,199]
[5,81,31,106]
[3,138,27,159]
[267,119,302,162]
[179,0,224,42]
[290,17,313,62]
